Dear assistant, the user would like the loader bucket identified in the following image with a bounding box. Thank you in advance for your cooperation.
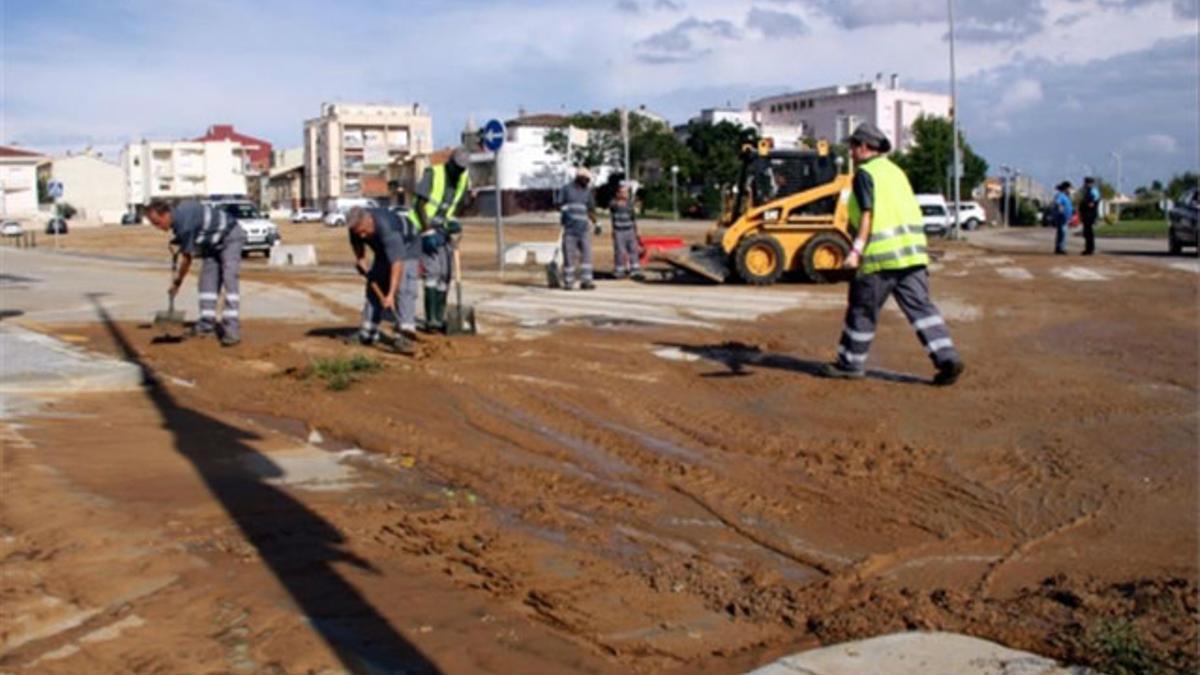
[658,245,731,283]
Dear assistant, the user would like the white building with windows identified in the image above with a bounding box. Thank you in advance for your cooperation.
[303,102,433,210]
[749,75,951,152]
[39,151,125,223]
[0,146,45,218]
[122,140,249,208]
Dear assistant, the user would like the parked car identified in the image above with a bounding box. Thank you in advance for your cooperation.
[120,212,140,225]
[206,199,279,257]
[290,208,323,223]
[1168,188,1199,255]
[953,201,987,230]
[1,220,23,238]
[45,218,69,235]
[916,194,951,237]
[324,211,347,227]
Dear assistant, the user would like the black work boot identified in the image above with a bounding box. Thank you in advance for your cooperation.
[933,360,965,386]
[819,362,865,380]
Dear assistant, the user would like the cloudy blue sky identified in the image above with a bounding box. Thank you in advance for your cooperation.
[2,0,1197,190]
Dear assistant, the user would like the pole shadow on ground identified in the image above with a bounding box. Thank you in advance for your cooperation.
[86,294,441,675]
[655,341,928,385]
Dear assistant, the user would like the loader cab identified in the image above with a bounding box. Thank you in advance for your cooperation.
[749,151,841,216]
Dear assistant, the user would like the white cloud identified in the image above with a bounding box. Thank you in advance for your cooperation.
[998,79,1045,114]
[1128,133,1180,154]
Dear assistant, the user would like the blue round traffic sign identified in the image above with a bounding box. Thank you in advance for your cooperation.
[481,119,505,152]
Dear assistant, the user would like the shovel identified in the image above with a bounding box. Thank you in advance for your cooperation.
[153,247,187,335]
[444,248,476,335]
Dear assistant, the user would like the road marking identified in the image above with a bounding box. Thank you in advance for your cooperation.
[1051,266,1111,281]
[995,267,1034,280]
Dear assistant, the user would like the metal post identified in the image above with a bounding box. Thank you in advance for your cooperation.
[1000,166,1009,229]
[671,165,679,221]
[621,107,631,181]
[948,0,962,240]
[494,146,504,273]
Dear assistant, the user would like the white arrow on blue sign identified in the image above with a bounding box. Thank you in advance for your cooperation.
[481,119,505,153]
[47,180,64,199]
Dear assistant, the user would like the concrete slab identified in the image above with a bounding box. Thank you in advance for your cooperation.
[746,632,1093,675]
[0,326,143,393]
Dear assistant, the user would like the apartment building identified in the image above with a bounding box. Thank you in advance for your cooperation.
[122,140,249,208]
[38,150,125,223]
[303,102,433,210]
[0,145,45,218]
[749,75,951,152]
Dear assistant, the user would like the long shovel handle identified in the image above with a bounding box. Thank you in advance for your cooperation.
[369,281,388,304]
[453,248,464,309]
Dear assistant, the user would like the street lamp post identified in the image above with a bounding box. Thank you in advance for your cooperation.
[1000,165,1011,228]
[671,165,679,221]
[948,0,962,240]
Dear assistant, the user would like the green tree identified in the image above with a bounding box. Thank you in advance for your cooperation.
[892,116,988,196]
[1166,171,1199,200]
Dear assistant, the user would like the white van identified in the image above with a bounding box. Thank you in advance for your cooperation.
[953,201,988,230]
[916,194,951,237]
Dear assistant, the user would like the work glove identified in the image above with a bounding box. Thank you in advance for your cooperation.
[421,231,444,255]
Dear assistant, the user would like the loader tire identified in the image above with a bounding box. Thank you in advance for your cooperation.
[735,235,786,285]
[801,233,850,284]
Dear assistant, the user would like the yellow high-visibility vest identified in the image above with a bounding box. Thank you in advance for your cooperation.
[847,156,929,274]
[409,165,469,231]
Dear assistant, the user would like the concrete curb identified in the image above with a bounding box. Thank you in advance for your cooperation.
[0,327,144,394]
[746,632,1094,675]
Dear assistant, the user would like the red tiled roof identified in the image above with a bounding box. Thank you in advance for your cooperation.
[0,146,43,158]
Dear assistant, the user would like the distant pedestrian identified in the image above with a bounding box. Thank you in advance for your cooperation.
[819,123,965,386]
[560,167,598,290]
[145,199,244,346]
[1053,181,1074,255]
[346,206,418,354]
[610,185,642,280]
[410,148,471,332]
[1079,177,1101,256]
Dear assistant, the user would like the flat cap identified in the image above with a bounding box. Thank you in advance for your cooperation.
[847,122,892,153]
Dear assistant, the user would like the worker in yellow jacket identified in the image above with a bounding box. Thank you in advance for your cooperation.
[820,123,965,386]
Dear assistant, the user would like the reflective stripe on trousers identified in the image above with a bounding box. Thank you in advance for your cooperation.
[563,228,594,285]
[835,266,960,371]
[196,225,244,338]
[612,228,640,276]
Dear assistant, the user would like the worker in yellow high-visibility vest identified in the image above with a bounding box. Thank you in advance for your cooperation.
[411,148,471,332]
[820,123,965,386]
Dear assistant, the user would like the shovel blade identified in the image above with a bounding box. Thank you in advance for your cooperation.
[444,305,477,336]
[153,310,187,328]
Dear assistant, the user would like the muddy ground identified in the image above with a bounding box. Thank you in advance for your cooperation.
[2,242,1197,673]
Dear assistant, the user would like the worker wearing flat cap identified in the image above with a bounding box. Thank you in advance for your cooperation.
[559,166,599,290]
[410,147,471,332]
[821,122,966,386]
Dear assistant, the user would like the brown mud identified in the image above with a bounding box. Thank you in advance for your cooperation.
[2,244,1197,673]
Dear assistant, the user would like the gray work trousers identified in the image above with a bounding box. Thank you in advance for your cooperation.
[422,239,451,293]
[197,225,244,338]
[562,227,594,285]
[612,228,640,277]
[836,266,960,372]
[359,259,418,340]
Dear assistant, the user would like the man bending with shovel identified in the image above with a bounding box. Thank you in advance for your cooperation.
[346,206,418,354]
[145,199,244,346]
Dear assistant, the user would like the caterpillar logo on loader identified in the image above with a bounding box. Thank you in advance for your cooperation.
[662,134,854,285]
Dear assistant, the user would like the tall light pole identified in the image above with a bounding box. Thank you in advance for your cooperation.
[1000,164,1011,228]
[948,0,962,239]
[1109,151,1123,197]
[671,164,680,221]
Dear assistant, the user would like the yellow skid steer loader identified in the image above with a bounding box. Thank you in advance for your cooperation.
[663,138,854,285]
